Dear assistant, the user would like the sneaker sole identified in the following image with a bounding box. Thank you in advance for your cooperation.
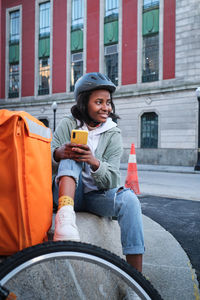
[53,234,80,242]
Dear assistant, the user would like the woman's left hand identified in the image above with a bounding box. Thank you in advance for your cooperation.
[71,144,100,171]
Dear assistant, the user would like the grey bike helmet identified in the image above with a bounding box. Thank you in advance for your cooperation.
[74,72,116,101]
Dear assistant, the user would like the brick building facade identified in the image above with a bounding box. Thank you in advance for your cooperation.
[0,0,200,166]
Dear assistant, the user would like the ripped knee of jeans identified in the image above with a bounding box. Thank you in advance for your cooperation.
[117,186,124,193]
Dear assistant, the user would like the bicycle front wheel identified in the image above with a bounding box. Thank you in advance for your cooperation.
[0,241,162,300]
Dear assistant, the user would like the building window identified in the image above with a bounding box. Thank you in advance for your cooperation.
[38,118,49,127]
[105,0,118,18]
[38,1,50,95]
[9,64,19,98]
[70,52,83,91]
[71,0,84,29]
[38,58,50,95]
[10,10,20,42]
[104,45,118,86]
[39,1,50,37]
[143,0,159,9]
[9,10,20,98]
[104,0,118,85]
[141,112,158,148]
[70,0,84,91]
[142,0,159,83]
[142,35,159,82]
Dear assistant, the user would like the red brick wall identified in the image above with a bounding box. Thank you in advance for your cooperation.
[86,0,99,73]
[163,0,176,79]
[52,0,67,93]
[122,0,138,85]
[21,0,35,97]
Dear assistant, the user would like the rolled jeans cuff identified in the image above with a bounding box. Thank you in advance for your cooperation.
[123,246,145,256]
[55,159,82,187]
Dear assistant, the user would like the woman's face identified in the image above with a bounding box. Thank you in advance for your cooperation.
[87,89,112,124]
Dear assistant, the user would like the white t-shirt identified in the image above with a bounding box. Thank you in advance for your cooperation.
[77,118,117,193]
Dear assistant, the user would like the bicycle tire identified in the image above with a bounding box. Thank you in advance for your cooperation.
[0,241,162,300]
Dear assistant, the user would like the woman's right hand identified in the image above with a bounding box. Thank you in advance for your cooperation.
[53,143,77,162]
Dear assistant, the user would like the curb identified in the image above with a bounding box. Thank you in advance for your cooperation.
[120,164,200,174]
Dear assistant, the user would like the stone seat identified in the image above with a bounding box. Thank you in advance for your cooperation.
[48,212,125,259]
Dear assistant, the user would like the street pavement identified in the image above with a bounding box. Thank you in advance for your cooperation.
[120,164,200,300]
[125,164,200,201]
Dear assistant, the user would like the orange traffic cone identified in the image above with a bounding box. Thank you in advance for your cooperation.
[125,144,140,195]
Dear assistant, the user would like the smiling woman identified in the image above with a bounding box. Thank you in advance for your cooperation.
[51,72,145,273]
[87,89,112,124]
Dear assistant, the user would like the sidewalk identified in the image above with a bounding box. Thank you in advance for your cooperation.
[121,163,200,174]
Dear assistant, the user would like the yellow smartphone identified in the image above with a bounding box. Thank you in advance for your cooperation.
[70,129,88,145]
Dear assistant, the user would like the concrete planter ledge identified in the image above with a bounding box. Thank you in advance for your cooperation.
[49,212,124,259]
[48,212,199,300]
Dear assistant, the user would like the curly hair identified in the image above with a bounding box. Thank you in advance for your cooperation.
[71,90,119,127]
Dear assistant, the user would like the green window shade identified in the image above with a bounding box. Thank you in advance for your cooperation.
[71,29,83,52]
[104,20,118,45]
[39,36,50,58]
[143,8,159,36]
[9,43,19,63]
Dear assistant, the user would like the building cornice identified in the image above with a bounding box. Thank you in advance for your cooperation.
[1,79,199,108]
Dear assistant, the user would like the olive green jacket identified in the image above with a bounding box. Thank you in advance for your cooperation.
[51,115,123,190]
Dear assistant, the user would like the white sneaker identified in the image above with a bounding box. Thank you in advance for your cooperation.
[53,205,80,242]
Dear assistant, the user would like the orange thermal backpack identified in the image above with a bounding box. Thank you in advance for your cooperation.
[0,110,53,255]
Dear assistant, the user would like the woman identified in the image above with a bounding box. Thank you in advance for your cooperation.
[51,72,144,272]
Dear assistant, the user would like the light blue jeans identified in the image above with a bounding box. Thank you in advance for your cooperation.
[53,159,145,256]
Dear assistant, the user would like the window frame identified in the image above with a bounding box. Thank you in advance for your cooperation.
[103,0,120,86]
[70,0,85,92]
[142,0,159,83]
[140,111,158,148]
[70,52,83,91]
[71,0,84,29]
[138,0,164,84]
[104,45,118,86]
[35,0,52,98]
[143,0,159,10]
[38,57,50,95]
[105,0,119,17]
[39,1,51,38]
[8,63,20,98]
[142,34,159,83]
[6,6,22,100]
[9,10,20,43]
